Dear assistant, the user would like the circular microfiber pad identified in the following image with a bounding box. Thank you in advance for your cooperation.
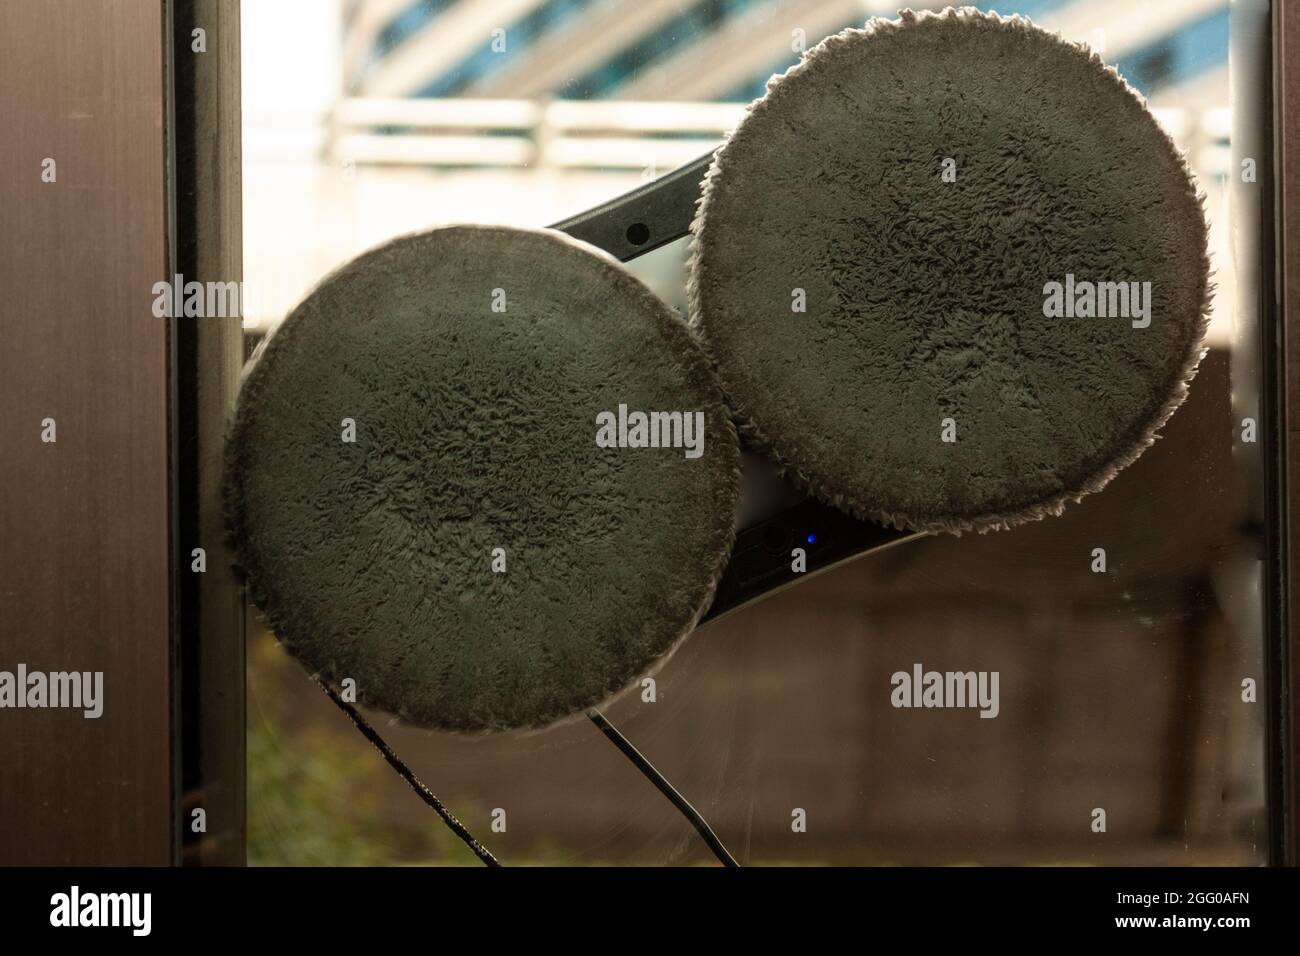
[689,8,1211,534]
[226,225,740,731]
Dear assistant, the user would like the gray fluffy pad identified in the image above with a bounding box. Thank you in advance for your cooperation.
[688,7,1212,534]
[226,226,740,731]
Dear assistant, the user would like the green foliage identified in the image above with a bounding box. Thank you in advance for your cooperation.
[247,630,483,866]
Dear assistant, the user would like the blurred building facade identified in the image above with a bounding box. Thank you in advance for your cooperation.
[243,0,1235,338]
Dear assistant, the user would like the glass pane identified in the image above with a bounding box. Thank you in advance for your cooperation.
[241,0,1267,865]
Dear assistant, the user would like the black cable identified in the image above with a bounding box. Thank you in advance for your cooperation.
[314,673,734,867]
[313,675,501,867]
[588,710,740,867]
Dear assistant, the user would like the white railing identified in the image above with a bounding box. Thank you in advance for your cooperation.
[328,98,746,170]
[325,96,1233,176]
